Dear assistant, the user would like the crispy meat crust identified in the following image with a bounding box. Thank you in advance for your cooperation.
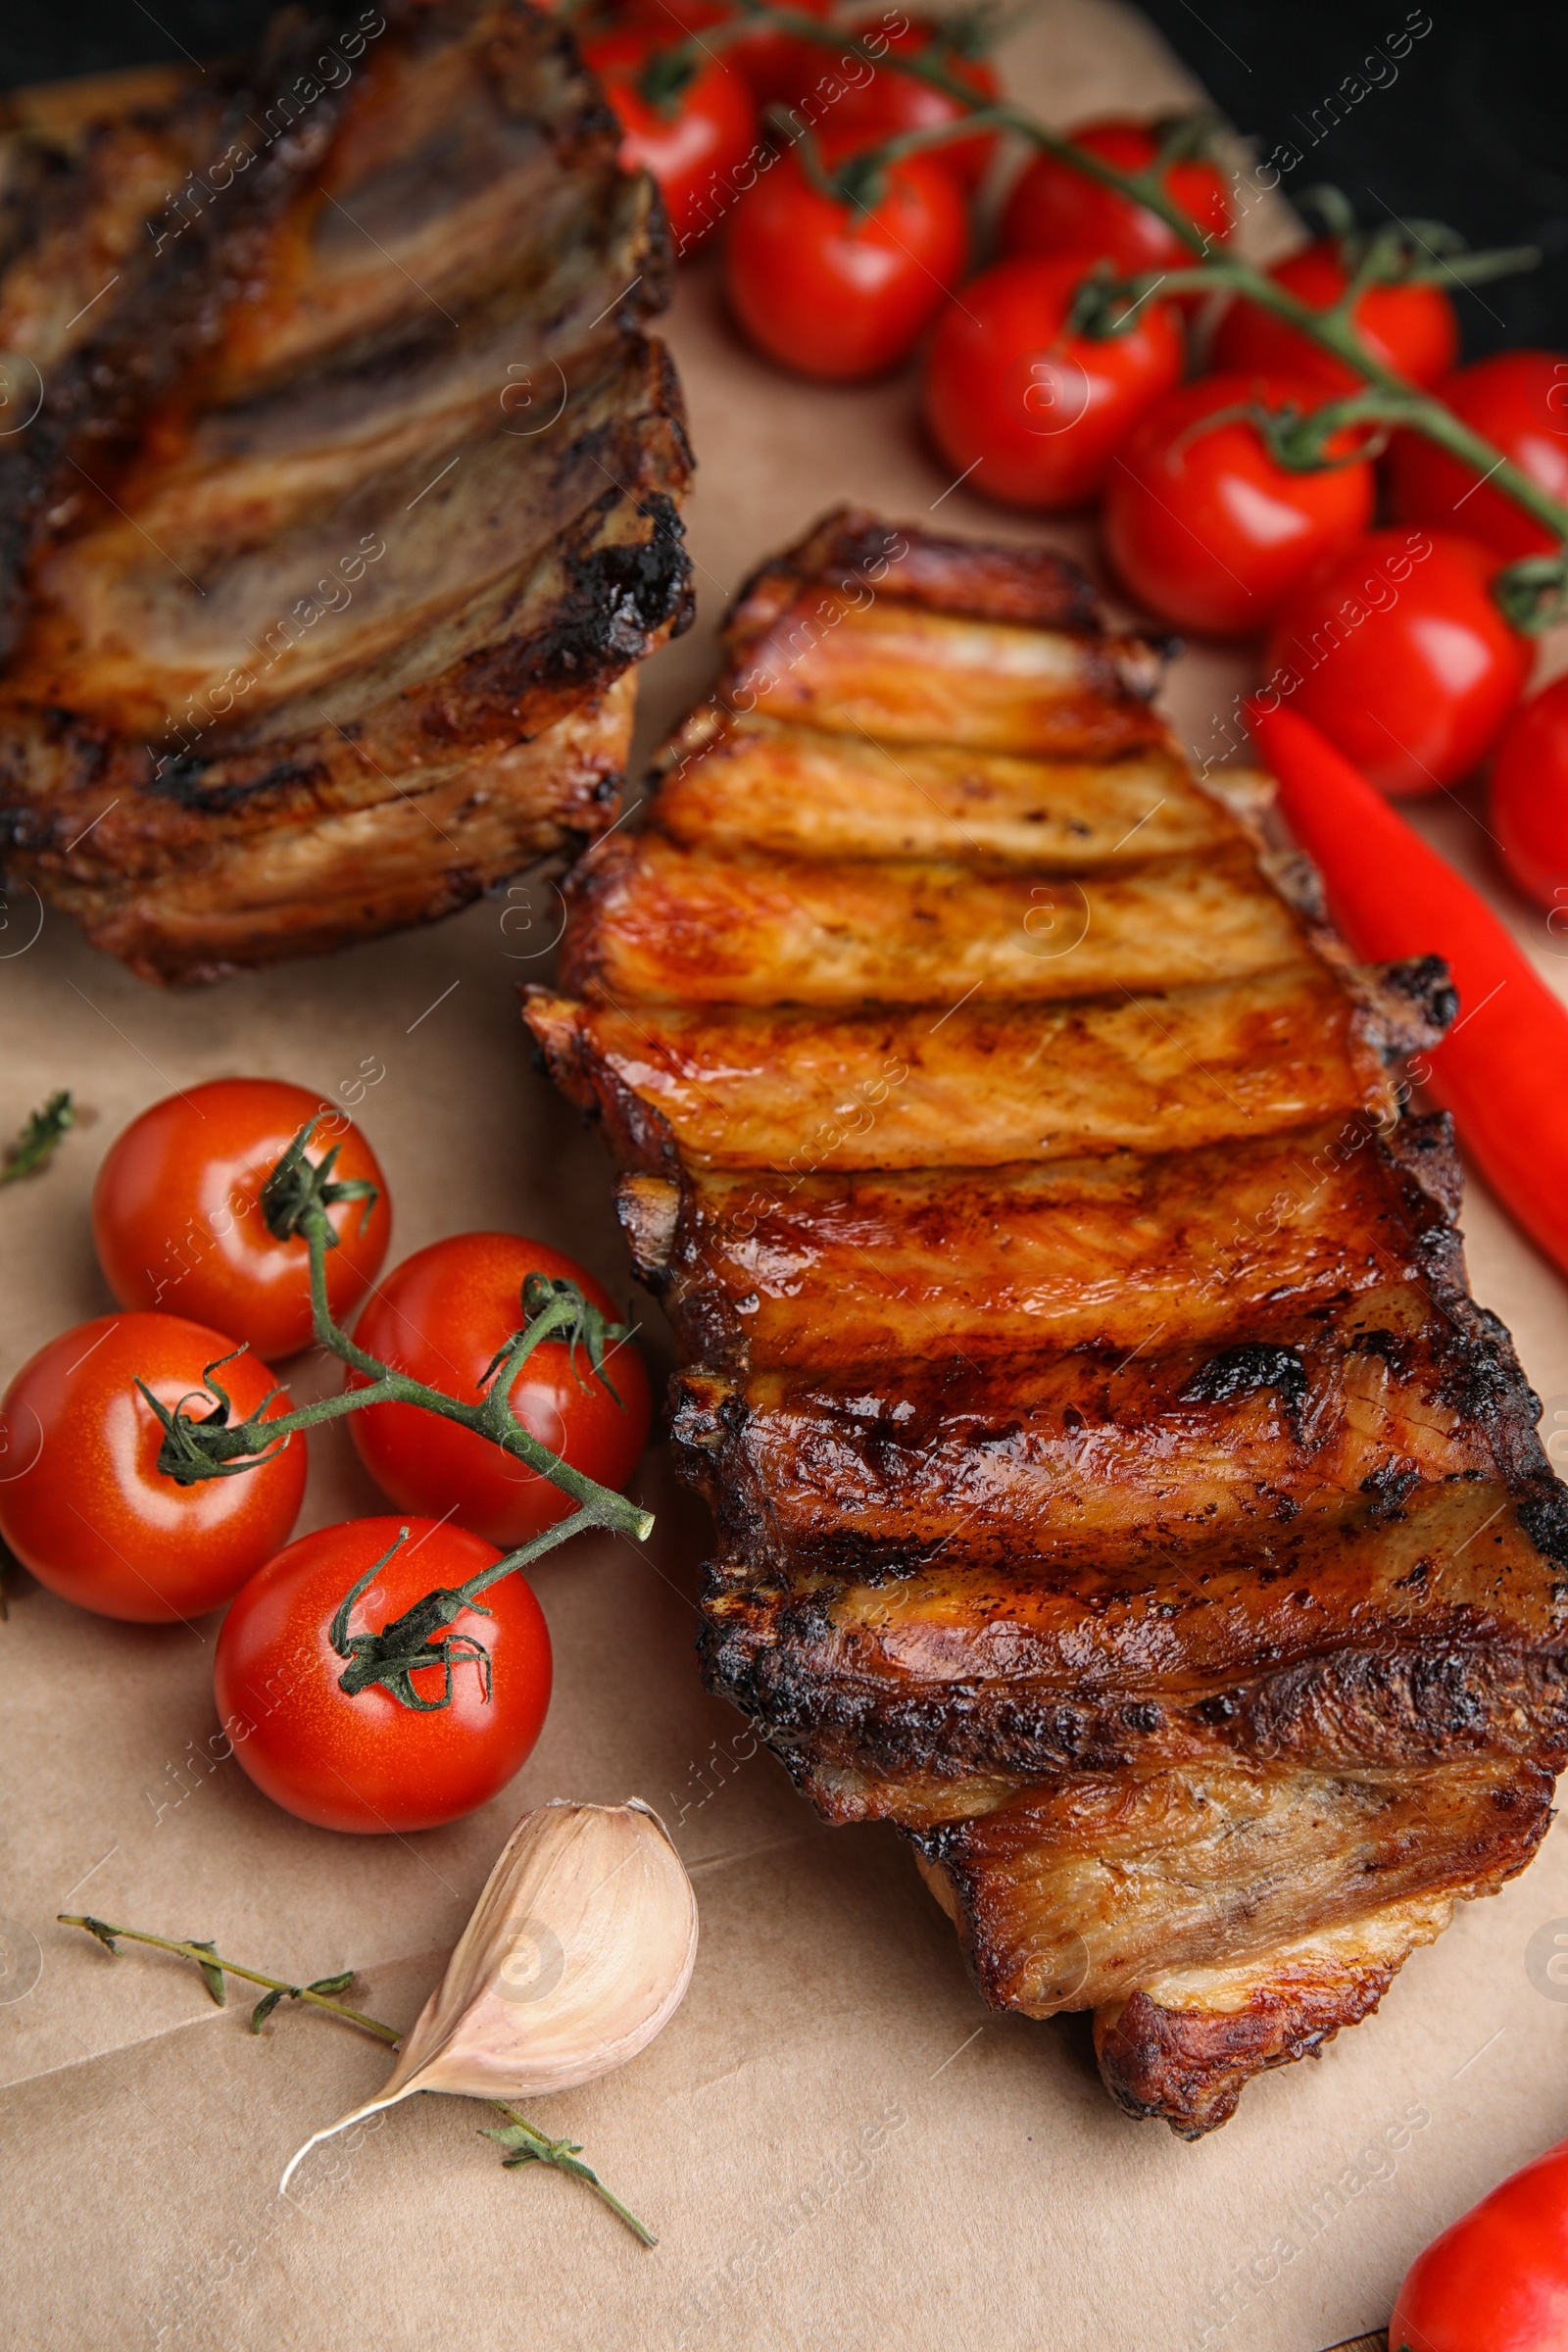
[0,3,693,979]
[525,966,1422,1174]
[526,508,1568,2134]
[31,674,638,983]
[723,509,1108,638]
[615,1113,1458,1372]
[646,719,1225,868]
[698,1483,1568,1799]
[913,1762,1548,2015]
[560,837,1312,1005]
[673,1296,1555,1577]
[1092,1893,1458,2136]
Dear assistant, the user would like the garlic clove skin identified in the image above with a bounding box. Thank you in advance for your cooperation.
[397,1796,699,2101]
[280,1799,697,2194]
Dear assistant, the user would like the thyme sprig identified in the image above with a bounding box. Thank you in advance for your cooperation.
[1,1090,74,1185]
[57,1913,653,2241]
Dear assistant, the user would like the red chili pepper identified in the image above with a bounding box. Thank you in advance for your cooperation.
[1389,2135,1568,2348]
[1249,701,1568,1281]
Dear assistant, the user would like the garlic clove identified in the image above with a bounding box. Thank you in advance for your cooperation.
[280,1799,697,2193]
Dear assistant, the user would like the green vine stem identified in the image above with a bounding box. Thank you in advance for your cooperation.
[322,1519,603,1710]
[710,4,1568,623]
[56,1914,656,2245]
[135,1116,654,1707]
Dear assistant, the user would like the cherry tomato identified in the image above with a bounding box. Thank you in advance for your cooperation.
[724,136,968,382]
[619,0,834,108]
[585,29,759,253]
[999,116,1232,274]
[1102,372,1375,637]
[346,1233,653,1549]
[1489,672,1568,908]
[824,19,1002,191]
[1211,238,1458,395]
[1389,2135,1568,2352]
[0,1313,305,1622]
[730,0,834,106]
[1385,351,1568,561]
[922,254,1183,511]
[215,1516,552,1834]
[92,1077,391,1363]
[1263,528,1532,796]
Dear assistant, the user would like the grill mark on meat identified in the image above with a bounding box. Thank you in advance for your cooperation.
[526,506,1568,2136]
[671,1296,1537,1577]
[150,753,333,812]
[1179,1344,1308,1415]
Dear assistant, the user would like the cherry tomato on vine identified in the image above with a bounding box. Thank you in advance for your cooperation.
[824,18,1002,191]
[999,116,1232,274]
[347,1233,653,1549]
[584,28,759,252]
[1102,372,1375,637]
[0,1313,305,1622]
[92,1077,390,1362]
[1385,350,1568,561]
[1263,527,1532,796]
[724,135,968,381]
[922,254,1184,510]
[1211,237,1458,394]
[1389,2135,1568,2352]
[1489,673,1568,909]
[215,1516,552,1834]
[619,0,833,108]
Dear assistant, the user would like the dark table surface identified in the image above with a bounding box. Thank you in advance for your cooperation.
[1136,0,1566,357]
[2,1,1562,354]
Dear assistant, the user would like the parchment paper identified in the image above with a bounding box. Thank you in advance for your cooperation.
[3,5,1567,2346]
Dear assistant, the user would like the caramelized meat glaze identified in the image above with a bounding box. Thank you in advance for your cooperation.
[527,507,1568,2135]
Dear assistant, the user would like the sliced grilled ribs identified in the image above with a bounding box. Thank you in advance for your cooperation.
[525,506,1568,2134]
[0,2,692,980]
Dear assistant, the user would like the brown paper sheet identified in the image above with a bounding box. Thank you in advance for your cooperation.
[3,5,1567,2345]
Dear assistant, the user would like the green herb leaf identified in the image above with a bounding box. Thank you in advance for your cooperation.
[81,1916,120,1954]
[188,1940,226,2007]
[251,1988,285,2031]
[482,2120,584,2167]
[306,1971,356,1996]
[0,1091,74,1187]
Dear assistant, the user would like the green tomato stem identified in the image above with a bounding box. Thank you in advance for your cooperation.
[145,1147,653,1545]
[1090,257,1568,555]
[738,8,1568,591]
[137,1121,655,1709]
